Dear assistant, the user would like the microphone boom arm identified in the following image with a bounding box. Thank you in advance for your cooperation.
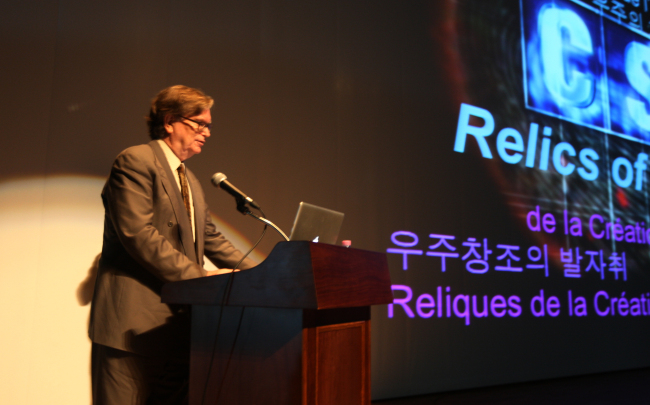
[212,172,288,241]
[244,209,290,241]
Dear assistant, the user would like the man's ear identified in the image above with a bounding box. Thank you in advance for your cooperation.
[163,114,174,135]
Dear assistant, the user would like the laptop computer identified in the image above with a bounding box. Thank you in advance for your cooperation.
[288,202,344,244]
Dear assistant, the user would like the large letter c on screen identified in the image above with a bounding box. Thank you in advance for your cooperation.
[539,5,594,107]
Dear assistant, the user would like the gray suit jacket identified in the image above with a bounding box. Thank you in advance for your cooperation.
[89,140,255,356]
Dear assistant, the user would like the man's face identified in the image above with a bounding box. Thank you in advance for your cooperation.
[164,109,212,161]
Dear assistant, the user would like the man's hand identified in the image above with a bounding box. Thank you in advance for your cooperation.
[206,268,241,276]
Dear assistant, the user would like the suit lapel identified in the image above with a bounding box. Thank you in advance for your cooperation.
[149,141,198,263]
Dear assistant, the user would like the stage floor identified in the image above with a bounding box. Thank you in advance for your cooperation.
[372,367,650,405]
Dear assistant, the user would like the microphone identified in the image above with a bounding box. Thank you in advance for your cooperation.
[211,172,261,210]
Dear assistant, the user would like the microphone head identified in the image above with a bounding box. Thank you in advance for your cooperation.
[211,172,227,188]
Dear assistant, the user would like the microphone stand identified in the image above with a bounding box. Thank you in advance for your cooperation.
[235,198,289,241]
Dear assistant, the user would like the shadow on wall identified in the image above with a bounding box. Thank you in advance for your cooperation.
[78,253,100,306]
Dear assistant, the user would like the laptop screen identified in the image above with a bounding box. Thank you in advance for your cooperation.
[288,202,344,244]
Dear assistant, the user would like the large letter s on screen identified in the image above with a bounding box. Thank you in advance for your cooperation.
[625,41,650,131]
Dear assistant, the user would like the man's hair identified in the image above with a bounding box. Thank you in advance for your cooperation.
[146,85,214,140]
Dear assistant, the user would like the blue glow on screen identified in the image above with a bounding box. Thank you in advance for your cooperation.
[522,0,650,143]
[606,20,650,141]
[524,0,605,128]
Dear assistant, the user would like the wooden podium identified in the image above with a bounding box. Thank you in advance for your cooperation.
[161,241,393,405]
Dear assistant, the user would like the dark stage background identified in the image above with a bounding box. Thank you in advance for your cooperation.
[2,0,650,401]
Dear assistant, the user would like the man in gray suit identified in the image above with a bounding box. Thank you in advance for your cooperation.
[89,85,256,404]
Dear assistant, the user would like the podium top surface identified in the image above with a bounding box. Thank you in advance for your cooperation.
[161,241,393,309]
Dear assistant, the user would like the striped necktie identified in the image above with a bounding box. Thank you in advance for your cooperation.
[177,163,192,223]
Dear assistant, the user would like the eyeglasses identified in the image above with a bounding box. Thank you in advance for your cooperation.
[180,116,212,133]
